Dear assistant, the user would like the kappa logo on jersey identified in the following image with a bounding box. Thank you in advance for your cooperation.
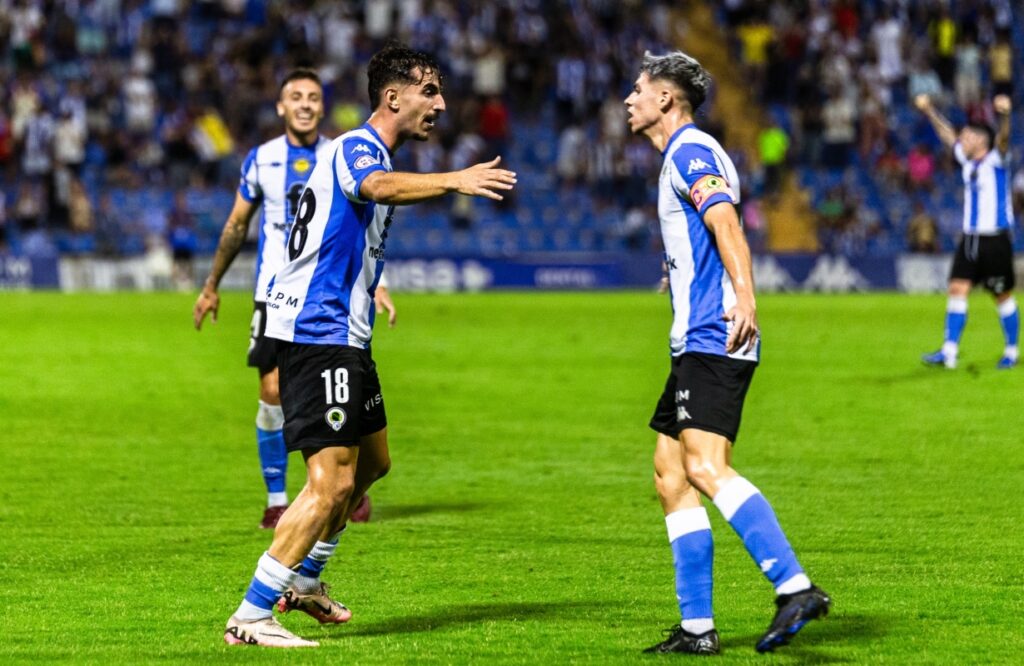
[351,143,372,154]
[354,155,380,170]
[687,157,711,174]
[325,407,347,431]
[292,157,312,173]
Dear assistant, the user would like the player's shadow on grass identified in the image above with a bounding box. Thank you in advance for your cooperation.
[373,500,489,522]
[721,613,885,663]
[330,601,597,638]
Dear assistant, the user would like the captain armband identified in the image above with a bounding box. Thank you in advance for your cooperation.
[688,174,734,213]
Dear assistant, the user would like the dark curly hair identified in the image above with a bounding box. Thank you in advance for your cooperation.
[367,42,443,110]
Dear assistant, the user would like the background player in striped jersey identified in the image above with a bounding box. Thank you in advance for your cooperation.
[625,51,829,655]
[193,69,394,529]
[223,44,516,648]
[916,94,1017,370]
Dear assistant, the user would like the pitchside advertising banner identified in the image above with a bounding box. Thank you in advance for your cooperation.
[8,253,1024,293]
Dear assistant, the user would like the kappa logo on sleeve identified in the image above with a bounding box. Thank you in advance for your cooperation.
[687,157,712,174]
[351,143,371,154]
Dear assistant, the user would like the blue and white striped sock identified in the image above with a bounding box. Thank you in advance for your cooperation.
[998,298,1019,359]
[293,529,343,593]
[666,508,714,634]
[256,401,288,506]
[713,477,810,595]
[235,552,298,621]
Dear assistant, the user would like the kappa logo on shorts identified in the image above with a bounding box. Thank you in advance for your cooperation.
[675,389,691,421]
[325,407,347,431]
[677,406,692,421]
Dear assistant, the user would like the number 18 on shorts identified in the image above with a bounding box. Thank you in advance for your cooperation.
[278,342,388,451]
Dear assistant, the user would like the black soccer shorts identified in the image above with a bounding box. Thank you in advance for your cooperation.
[277,342,387,452]
[649,352,757,443]
[247,301,279,375]
[950,232,1016,295]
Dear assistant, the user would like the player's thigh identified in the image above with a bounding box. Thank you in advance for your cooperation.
[302,444,359,497]
[356,427,391,481]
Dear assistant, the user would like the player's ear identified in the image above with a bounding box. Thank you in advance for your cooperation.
[657,88,673,113]
[276,100,285,118]
[386,88,400,112]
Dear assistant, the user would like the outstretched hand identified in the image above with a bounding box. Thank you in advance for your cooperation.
[455,156,517,201]
[375,285,397,328]
[193,286,219,330]
[994,95,1012,115]
[913,94,932,113]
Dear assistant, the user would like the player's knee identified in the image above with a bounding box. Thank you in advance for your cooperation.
[370,455,391,481]
[653,468,688,499]
[682,457,719,494]
[259,384,281,405]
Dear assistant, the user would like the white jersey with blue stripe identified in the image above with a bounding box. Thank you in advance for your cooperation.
[264,123,392,348]
[238,134,332,302]
[953,143,1014,235]
[659,123,758,362]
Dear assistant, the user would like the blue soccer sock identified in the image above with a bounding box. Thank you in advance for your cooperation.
[256,401,288,506]
[942,296,968,359]
[665,508,714,633]
[293,529,344,593]
[998,298,1019,359]
[712,476,810,595]
[235,552,297,621]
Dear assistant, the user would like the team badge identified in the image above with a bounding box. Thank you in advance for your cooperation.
[354,155,379,170]
[689,174,733,212]
[325,407,347,431]
[293,158,311,174]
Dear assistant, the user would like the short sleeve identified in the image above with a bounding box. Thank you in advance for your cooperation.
[953,141,967,165]
[238,147,261,203]
[336,137,388,202]
[671,143,736,217]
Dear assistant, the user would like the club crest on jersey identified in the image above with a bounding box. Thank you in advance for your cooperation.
[325,407,347,431]
[354,155,379,170]
[292,157,312,173]
[687,157,711,174]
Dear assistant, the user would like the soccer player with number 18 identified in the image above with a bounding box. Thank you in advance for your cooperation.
[223,44,516,648]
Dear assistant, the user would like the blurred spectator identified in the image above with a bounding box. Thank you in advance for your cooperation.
[816,186,851,253]
[167,192,197,290]
[875,143,905,191]
[0,189,8,251]
[757,118,789,197]
[478,95,509,162]
[928,6,957,88]
[870,7,905,84]
[1012,166,1024,215]
[821,90,856,169]
[68,179,93,234]
[618,204,655,252]
[906,202,940,254]
[736,13,774,99]
[857,81,887,159]
[473,42,506,98]
[556,123,587,189]
[54,108,87,176]
[123,58,158,134]
[907,56,944,104]
[953,29,982,108]
[906,144,936,192]
[988,29,1013,98]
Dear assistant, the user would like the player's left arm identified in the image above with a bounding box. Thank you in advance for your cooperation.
[374,285,397,328]
[704,202,758,354]
[994,94,1012,154]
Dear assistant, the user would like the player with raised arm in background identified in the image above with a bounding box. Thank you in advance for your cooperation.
[222,43,516,648]
[625,51,830,655]
[193,69,394,529]
[917,94,1017,370]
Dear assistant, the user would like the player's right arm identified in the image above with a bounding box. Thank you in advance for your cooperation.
[914,94,957,149]
[193,192,258,330]
[994,94,1012,154]
[360,156,516,204]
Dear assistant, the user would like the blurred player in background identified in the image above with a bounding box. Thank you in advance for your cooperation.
[917,94,1017,370]
[625,51,830,656]
[193,69,395,529]
[223,44,516,648]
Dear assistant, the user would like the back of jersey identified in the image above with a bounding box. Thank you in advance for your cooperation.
[264,123,393,349]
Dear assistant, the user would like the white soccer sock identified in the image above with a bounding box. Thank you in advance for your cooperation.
[293,535,342,593]
[776,573,813,595]
[682,618,716,634]
[235,552,298,621]
[256,401,285,430]
[267,492,288,507]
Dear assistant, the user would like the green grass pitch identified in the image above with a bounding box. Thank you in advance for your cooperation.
[1,290,1022,664]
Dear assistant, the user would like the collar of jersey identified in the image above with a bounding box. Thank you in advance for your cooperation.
[360,122,392,157]
[663,123,697,156]
[284,134,324,151]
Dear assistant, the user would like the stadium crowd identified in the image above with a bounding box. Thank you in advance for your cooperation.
[0,0,1022,264]
[719,0,1024,255]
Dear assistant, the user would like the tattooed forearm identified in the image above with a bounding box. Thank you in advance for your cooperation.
[207,218,249,289]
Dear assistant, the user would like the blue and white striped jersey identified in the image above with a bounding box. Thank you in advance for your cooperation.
[264,123,392,348]
[238,134,332,302]
[953,143,1014,235]
[659,123,758,362]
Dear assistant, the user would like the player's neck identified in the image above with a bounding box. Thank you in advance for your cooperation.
[365,113,402,153]
[648,111,694,153]
[285,129,319,147]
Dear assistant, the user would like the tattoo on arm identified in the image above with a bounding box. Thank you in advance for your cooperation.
[208,218,248,288]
